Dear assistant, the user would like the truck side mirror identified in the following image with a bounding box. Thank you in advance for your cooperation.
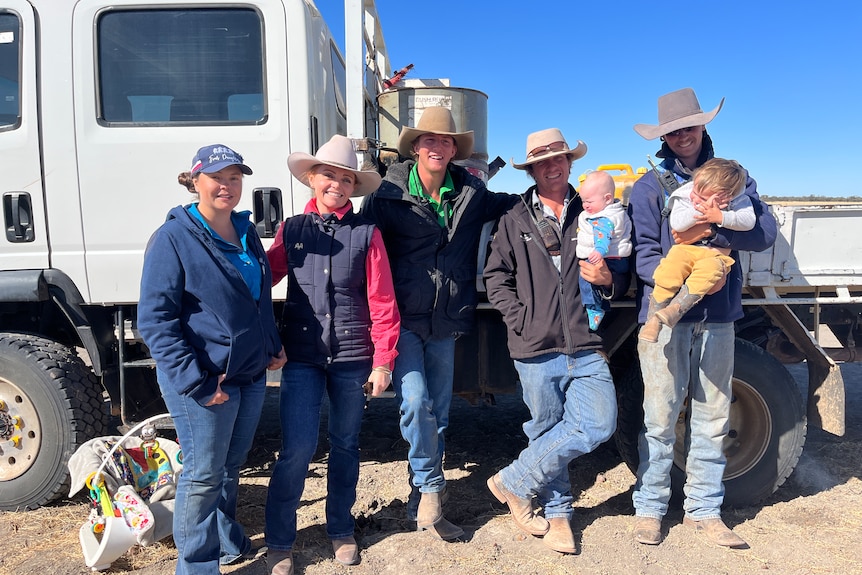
[253,187,283,238]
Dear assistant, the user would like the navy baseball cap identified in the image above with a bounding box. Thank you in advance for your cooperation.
[190,144,253,176]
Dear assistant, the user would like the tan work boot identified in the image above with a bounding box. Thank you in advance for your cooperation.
[332,536,360,565]
[655,285,702,328]
[416,491,464,540]
[266,549,294,575]
[639,315,663,342]
[639,295,669,343]
[633,516,662,545]
[543,517,577,554]
[683,516,747,548]
[487,473,550,536]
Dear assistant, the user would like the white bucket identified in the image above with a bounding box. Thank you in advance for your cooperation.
[79,516,138,571]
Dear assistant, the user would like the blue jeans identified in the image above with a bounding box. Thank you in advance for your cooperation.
[265,359,369,551]
[157,369,266,575]
[392,328,455,493]
[632,321,734,520]
[579,257,629,314]
[500,351,616,519]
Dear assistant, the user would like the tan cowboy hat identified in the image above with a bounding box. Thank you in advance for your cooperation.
[511,128,587,170]
[633,88,725,141]
[396,106,474,161]
[288,134,382,197]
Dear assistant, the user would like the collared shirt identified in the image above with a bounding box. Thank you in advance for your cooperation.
[531,190,571,273]
[267,199,400,368]
[408,164,455,227]
[188,203,262,301]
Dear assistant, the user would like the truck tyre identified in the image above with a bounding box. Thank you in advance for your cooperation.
[0,333,109,510]
[614,338,807,508]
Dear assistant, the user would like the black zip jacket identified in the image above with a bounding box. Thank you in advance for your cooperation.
[360,160,517,339]
[483,186,628,359]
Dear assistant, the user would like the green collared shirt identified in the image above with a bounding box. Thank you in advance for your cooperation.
[408,164,455,227]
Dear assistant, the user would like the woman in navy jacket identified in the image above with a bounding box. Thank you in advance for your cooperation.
[139,144,286,575]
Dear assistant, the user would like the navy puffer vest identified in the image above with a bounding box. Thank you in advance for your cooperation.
[279,210,375,364]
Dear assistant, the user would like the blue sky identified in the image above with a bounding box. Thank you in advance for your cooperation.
[318,0,861,198]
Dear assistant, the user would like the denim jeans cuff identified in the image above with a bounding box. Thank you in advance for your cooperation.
[684,512,722,521]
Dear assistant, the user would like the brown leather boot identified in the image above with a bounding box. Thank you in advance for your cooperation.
[543,517,577,554]
[655,285,702,328]
[416,491,464,541]
[487,473,550,536]
[683,517,747,548]
[266,549,294,575]
[332,536,360,565]
[639,296,669,342]
[633,516,662,545]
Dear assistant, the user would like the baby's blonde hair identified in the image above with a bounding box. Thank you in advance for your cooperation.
[579,170,615,201]
[693,158,747,199]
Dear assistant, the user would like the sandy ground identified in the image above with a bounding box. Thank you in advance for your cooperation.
[2,361,861,575]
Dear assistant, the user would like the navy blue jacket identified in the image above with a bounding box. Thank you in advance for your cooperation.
[139,205,282,405]
[360,161,517,339]
[627,143,777,324]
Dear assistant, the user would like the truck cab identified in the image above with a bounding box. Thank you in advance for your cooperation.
[0,0,389,510]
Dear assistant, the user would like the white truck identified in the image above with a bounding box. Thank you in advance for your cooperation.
[0,0,393,510]
[0,0,858,513]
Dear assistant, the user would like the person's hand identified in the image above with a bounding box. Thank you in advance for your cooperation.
[587,250,604,265]
[268,347,287,371]
[673,222,712,245]
[365,367,392,397]
[706,273,728,295]
[579,258,612,287]
[695,195,725,225]
[205,374,229,406]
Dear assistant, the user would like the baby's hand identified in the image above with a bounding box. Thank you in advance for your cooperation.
[697,198,725,225]
[587,251,604,265]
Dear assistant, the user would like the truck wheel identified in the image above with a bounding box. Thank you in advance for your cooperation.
[614,338,807,508]
[0,333,109,510]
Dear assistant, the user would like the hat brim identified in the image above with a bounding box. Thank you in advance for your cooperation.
[287,153,382,197]
[633,98,725,140]
[511,140,588,170]
[396,127,474,161]
[198,161,253,176]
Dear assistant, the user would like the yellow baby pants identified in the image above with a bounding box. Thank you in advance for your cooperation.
[652,244,735,303]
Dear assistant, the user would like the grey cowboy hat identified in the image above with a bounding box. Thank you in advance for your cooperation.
[396,106,474,161]
[288,134,382,197]
[633,87,724,140]
[511,128,587,170]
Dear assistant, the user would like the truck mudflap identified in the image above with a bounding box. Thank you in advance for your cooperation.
[747,286,846,436]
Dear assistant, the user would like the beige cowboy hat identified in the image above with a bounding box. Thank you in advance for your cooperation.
[396,106,474,161]
[511,128,587,170]
[288,134,382,197]
[633,87,725,141]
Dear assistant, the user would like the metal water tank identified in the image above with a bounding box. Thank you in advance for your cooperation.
[377,86,489,180]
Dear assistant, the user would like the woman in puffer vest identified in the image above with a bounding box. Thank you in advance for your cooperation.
[263,135,400,573]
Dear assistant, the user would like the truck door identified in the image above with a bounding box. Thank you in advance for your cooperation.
[0,1,48,270]
[70,0,296,304]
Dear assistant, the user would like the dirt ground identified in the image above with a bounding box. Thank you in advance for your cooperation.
[2,361,861,575]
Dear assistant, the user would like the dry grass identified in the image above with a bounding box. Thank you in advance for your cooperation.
[3,365,862,575]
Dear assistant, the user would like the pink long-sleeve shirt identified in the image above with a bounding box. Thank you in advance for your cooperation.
[267,199,400,369]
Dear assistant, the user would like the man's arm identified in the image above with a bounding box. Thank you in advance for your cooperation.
[483,217,524,334]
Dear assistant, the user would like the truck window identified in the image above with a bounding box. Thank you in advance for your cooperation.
[330,41,346,121]
[96,8,265,125]
[0,12,20,130]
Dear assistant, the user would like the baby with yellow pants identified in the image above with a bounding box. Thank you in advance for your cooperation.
[640,158,754,342]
